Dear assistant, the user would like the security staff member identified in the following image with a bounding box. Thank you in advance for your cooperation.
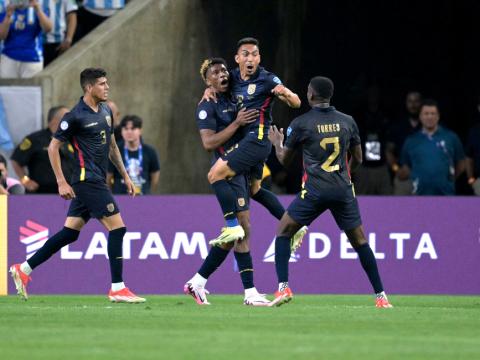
[11,105,74,193]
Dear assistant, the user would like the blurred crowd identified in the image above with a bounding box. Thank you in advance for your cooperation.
[0,0,127,79]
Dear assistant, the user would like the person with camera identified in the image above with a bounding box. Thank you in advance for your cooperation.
[0,154,25,195]
[0,0,52,78]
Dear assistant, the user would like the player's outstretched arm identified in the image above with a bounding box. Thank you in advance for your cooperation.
[199,108,258,151]
[272,85,301,108]
[109,134,135,196]
[48,138,75,200]
[268,125,294,165]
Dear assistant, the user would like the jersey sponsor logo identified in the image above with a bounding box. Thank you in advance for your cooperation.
[84,122,98,128]
[105,116,112,127]
[60,121,69,130]
[272,76,282,85]
[19,220,49,260]
[286,127,292,137]
[19,138,32,151]
[247,84,256,95]
[198,110,207,120]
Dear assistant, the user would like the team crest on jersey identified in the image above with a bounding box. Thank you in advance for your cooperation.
[238,198,246,207]
[105,115,112,127]
[107,203,115,213]
[19,138,32,151]
[247,84,256,95]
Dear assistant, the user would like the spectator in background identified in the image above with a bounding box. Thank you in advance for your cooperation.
[43,0,78,66]
[75,0,124,41]
[397,99,465,195]
[107,115,160,195]
[466,121,480,195]
[353,86,392,194]
[387,91,423,195]
[11,105,74,193]
[0,154,25,194]
[0,1,52,78]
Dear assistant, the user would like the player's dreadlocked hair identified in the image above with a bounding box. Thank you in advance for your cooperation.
[200,57,227,82]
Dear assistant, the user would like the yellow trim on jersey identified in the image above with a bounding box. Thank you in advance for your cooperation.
[262,164,271,180]
[80,168,86,181]
[0,196,8,295]
[352,183,356,198]
[258,124,264,140]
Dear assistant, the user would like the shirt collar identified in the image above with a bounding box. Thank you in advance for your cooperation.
[312,105,335,112]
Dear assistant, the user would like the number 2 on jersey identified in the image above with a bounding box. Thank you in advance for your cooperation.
[320,137,340,172]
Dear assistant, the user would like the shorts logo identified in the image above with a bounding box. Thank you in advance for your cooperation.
[198,110,207,120]
[19,220,49,259]
[247,84,256,95]
[238,198,245,207]
[60,121,69,130]
[105,116,112,127]
[19,138,32,151]
[107,203,115,213]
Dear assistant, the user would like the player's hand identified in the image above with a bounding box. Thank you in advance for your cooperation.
[58,180,75,200]
[268,125,284,147]
[199,87,217,104]
[124,176,136,197]
[24,179,40,192]
[57,39,72,53]
[234,108,259,126]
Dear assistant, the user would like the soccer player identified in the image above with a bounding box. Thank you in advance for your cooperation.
[9,68,145,303]
[185,57,269,306]
[267,76,392,308]
[206,37,305,247]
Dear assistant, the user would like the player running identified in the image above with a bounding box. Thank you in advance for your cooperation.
[267,76,393,308]
[9,68,145,303]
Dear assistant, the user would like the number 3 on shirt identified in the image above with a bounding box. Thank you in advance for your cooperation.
[320,137,340,172]
[100,130,107,144]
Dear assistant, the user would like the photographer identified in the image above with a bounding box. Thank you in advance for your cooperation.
[0,0,52,78]
[0,154,25,195]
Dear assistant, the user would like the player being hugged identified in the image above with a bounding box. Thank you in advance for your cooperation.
[267,76,393,308]
[9,68,145,303]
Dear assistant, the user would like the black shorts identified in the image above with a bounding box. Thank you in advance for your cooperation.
[224,134,271,177]
[67,181,120,222]
[287,183,362,230]
[229,174,250,212]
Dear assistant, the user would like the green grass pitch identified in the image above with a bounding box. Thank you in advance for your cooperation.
[1,295,479,359]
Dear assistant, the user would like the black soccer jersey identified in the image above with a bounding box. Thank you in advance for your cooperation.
[285,106,361,192]
[54,98,114,184]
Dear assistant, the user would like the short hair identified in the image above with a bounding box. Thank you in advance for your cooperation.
[420,99,439,112]
[0,154,6,167]
[120,115,143,129]
[80,68,107,91]
[47,105,68,123]
[237,37,259,51]
[199,57,227,82]
[309,76,334,100]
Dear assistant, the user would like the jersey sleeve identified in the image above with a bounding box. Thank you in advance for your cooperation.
[284,119,303,149]
[65,0,79,12]
[196,102,217,131]
[54,112,76,142]
[349,118,361,147]
[265,73,283,93]
[11,136,34,166]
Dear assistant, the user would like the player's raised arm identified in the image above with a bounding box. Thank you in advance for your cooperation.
[48,138,75,200]
[199,108,258,151]
[108,134,135,197]
[268,125,294,165]
[272,84,301,108]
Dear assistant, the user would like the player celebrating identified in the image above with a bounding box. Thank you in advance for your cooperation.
[185,57,269,306]
[9,68,145,303]
[267,76,392,308]
[206,37,305,247]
